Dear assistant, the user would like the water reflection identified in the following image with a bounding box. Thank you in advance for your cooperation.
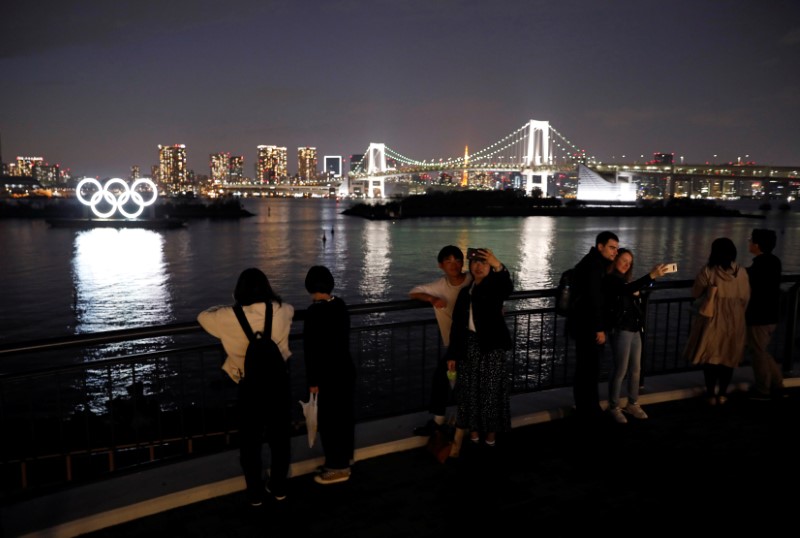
[359,221,391,301]
[73,228,173,335]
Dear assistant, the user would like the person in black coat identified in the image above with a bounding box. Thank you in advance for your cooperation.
[745,228,784,399]
[446,248,513,447]
[567,231,619,422]
[303,266,357,485]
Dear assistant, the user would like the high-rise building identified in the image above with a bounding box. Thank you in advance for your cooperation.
[210,152,231,184]
[257,145,287,183]
[34,163,60,185]
[130,165,140,180]
[229,155,244,183]
[13,156,43,177]
[324,156,342,178]
[158,144,188,192]
[297,147,318,182]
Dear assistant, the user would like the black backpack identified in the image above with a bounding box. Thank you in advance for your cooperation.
[233,303,289,400]
[555,268,575,316]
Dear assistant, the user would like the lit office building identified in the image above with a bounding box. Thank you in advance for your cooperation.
[257,145,287,183]
[229,155,244,183]
[210,152,231,184]
[33,163,60,185]
[13,156,43,177]
[324,156,342,178]
[298,147,318,182]
[130,166,140,180]
[158,144,188,192]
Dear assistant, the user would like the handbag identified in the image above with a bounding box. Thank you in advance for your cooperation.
[425,415,461,463]
[697,285,717,318]
[691,267,717,318]
[299,392,318,448]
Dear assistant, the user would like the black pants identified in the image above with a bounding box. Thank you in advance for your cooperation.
[427,356,453,417]
[573,334,605,418]
[238,382,291,496]
[318,378,355,469]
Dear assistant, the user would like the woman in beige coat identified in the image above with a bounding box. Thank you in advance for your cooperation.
[684,237,750,405]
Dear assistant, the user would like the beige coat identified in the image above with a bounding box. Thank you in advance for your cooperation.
[684,263,750,367]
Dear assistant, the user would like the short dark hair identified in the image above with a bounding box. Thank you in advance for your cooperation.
[596,231,619,247]
[305,265,335,294]
[234,268,281,306]
[708,237,737,269]
[751,228,777,254]
[437,245,464,263]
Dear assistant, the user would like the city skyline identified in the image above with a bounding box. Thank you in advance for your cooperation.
[2,0,799,179]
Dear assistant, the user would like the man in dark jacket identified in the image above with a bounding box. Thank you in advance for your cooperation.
[568,230,619,421]
[745,228,784,399]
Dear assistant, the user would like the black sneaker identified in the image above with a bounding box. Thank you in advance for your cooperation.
[266,485,287,501]
[413,419,439,436]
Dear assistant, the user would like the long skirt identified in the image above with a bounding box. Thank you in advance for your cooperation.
[455,333,511,433]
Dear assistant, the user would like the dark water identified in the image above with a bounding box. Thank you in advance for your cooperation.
[2,197,798,346]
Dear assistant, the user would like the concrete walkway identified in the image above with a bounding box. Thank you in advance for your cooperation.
[3,368,799,537]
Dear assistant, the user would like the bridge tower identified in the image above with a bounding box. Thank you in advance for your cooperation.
[522,120,555,197]
[365,143,387,198]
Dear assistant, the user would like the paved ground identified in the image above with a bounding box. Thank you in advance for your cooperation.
[76,387,800,537]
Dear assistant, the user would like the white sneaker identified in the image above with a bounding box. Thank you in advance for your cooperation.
[624,403,648,420]
[609,407,628,424]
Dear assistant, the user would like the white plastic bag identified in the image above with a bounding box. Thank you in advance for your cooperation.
[299,392,318,448]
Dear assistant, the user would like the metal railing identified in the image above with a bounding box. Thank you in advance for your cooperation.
[1,278,798,499]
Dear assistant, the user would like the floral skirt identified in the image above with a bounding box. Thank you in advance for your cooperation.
[455,333,511,433]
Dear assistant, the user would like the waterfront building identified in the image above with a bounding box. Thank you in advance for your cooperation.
[257,145,287,184]
[298,147,318,181]
[130,166,140,180]
[229,155,243,183]
[324,155,342,178]
[13,156,43,177]
[210,152,231,184]
[33,163,60,185]
[576,163,637,202]
[158,144,188,193]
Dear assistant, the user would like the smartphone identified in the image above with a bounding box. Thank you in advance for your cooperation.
[467,248,480,260]
[664,263,678,273]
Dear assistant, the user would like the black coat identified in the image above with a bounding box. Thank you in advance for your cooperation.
[745,253,782,325]
[568,247,613,337]
[603,271,654,332]
[446,267,513,361]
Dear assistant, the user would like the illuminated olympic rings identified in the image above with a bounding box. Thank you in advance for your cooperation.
[76,178,159,218]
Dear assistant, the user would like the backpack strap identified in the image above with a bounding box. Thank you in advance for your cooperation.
[233,302,274,341]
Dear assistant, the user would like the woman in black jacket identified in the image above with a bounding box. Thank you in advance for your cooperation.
[603,249,668,424]
[446,248,513,447]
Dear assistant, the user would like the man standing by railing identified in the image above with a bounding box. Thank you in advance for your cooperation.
[409,245,472,436]
[746,228,785,400]
[567,231,619,424]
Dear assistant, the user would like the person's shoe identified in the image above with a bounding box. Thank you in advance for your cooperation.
[314,469,351,485]
[609,407,628,424]
[748,390,771,401]
[717,395,728,405]
[413,419,439,436]
[706,395,717,406]
[624,402,648,420]
[265,485,287,501]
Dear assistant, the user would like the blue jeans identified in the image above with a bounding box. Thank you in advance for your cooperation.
[608,329,642,409]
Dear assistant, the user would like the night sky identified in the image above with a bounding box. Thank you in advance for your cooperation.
[2,0,799,179]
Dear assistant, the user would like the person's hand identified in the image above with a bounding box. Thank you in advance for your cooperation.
[478,248,502,271]
[310,386,319,394]
[595,331,606,345]
[649,263,669,279]
[431,297,447,309]
[447,360,456,372]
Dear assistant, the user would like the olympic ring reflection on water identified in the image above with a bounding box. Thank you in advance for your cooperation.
[76,178,158,218]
